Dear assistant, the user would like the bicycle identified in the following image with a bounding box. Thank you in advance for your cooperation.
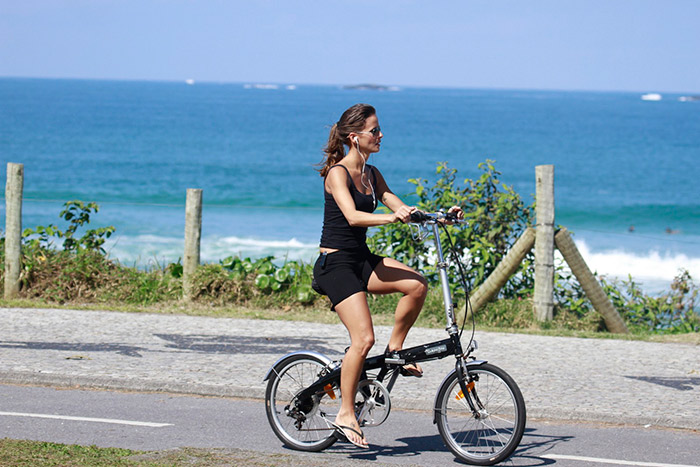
[264,211,526,465]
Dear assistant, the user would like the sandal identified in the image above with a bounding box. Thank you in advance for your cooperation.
[399,362,424,378]
[385,347,424,378]
[330,422,369,449]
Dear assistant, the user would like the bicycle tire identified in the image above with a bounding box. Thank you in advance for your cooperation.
[435,363,526,465]
[265,353,339,451]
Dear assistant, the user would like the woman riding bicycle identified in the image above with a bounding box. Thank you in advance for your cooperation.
[313,103,463,448]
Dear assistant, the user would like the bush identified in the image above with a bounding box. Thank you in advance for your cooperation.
[368,160,534,298]
[602,270,699,334]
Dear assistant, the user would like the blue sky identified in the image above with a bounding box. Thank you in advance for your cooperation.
[1,0,698,93]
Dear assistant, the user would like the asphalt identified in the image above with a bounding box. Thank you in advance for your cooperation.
[1,307,699,431]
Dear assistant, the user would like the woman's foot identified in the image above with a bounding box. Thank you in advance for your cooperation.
[400,362,423,377]
[332,416,368,448]
[386,347,424,377]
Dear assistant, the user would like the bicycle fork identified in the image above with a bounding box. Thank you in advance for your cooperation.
[456,359,486,416]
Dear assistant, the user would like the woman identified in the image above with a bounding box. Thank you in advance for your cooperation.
[313,103,462,448]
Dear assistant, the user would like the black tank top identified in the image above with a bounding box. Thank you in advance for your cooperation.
[319,164,378,250]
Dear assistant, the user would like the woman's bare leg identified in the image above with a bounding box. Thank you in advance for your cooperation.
[367,258,428,362]
[333,292,374,447]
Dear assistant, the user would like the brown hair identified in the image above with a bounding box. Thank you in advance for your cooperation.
[318,103,376,177]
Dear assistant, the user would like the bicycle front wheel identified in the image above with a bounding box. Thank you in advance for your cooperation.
[435,363,526,465]
[265,354,339,451]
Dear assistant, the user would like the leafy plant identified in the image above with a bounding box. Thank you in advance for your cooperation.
[22,200,115,254]
[221,255,315,304]
[602,269,699,333]
[368,160,534,297]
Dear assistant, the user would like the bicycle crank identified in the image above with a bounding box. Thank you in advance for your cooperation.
[355,379,391,427]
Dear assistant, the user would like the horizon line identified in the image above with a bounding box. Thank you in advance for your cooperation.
[1,75,697,96]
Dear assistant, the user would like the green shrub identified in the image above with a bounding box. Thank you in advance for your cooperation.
[368,160,534,298]
[602,270,699,334]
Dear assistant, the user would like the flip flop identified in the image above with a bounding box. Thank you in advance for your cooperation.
[330,422,369,449]
[385,348,423,378]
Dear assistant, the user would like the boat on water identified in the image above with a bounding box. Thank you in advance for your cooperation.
[641,93,662,101]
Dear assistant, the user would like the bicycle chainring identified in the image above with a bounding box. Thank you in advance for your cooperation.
[355,379,391,427]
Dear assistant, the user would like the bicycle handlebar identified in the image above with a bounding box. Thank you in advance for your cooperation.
[409,210,463,225]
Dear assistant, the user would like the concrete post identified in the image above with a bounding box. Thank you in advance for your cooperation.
[534,165,555,321]
[183,188,203,301]
[4,163,24,299]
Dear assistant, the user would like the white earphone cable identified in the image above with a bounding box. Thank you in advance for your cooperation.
[356,139,377,210]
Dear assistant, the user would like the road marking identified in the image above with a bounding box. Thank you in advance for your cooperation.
[0,411,173,427]
[543,454,699,467]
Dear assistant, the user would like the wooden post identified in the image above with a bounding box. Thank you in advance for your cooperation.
[466,227,536,315]
[183,188,203,301]
[555,228,629,334]
[4,163,24,299]
[534,165,555,321]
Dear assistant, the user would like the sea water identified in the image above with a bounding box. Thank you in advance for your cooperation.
[1,78,699,293]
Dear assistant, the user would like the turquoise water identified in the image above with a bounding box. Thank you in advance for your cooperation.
[1,78,699,291]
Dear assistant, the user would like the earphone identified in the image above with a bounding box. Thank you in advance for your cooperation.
[352,135,376,209]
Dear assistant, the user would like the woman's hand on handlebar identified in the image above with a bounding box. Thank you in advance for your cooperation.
[443,206,464,225]
[393,205,417,224]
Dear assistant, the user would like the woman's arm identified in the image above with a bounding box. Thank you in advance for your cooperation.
[326,166,413,227]
[372,167,408,213]
[372,167,465,222]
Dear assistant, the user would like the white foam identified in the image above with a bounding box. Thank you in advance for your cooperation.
[103,234,318,266]
[571,239,700,291]
[102,234,699,294]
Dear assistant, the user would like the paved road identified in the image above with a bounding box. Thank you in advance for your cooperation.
[1,307,699,432]
[3,384,700,467]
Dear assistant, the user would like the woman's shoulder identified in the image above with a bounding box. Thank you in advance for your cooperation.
[325,164,352,187]
[327,164,352,178]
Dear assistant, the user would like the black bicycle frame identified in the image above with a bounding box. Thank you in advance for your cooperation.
[294,220,477,406]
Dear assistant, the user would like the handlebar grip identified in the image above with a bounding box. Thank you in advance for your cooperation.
[445,211,459,222]
[410,211,429,223]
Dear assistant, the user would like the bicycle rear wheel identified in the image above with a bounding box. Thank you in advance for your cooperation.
[435,363,526,465]
[265,354,339,451]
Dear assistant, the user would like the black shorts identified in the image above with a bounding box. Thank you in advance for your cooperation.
[312,247,384,310]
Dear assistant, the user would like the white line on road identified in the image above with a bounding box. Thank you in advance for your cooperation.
[543,454,700,467]
[0,411,173,427]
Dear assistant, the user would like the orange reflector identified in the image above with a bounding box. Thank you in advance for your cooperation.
[455,382,475,400]
[324,384,336,400]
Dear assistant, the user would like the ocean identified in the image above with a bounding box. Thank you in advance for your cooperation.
[1,78,699,294]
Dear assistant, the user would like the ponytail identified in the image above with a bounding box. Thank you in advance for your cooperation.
[317,103,376,177]
[319,123,346,177]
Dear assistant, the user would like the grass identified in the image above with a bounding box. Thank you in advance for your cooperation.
[0,439,141,466]
[0,439,364,467]
[2,295,698,345]
[2,243,699,346]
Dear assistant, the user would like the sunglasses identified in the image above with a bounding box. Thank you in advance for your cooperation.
[358,126,381,137]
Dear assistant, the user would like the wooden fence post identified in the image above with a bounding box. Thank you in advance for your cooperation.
[534,165,555,321]
[183,188,203,301]
[467,227,536,315]
[4,163,24,300]
[555,228,629,334]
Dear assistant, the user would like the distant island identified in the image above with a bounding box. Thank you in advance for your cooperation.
[343,84,400,91]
